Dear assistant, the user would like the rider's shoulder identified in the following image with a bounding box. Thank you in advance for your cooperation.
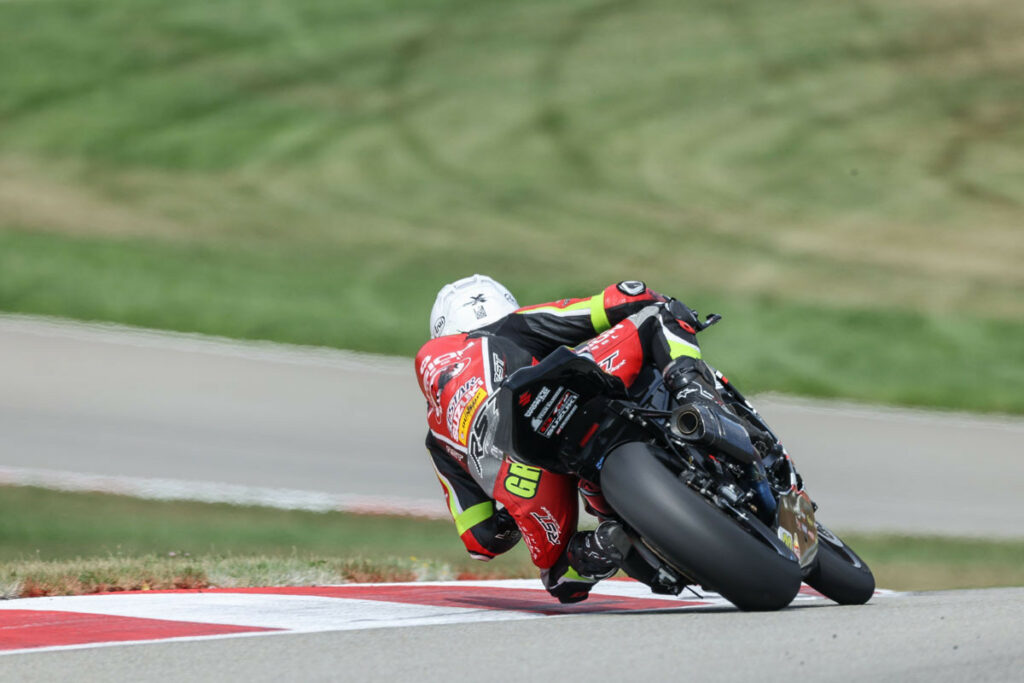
[415,333,478,362]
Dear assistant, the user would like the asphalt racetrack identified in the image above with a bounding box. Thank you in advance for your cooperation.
[2,314,1023,535]
[2,315,1023,680]
[3,587,1022,682]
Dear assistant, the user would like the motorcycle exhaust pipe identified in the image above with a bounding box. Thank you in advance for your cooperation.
[670,402,759,464]
[671,404,703,437]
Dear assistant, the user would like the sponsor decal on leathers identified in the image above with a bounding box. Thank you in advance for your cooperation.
[491,353,506,384]
[446,376,484,439]
[597,350,625,374]
[466,394,504,492]
[419,343,475,414]
[458,388,487,443]
[530,506,562,546]
[503,462,541,499]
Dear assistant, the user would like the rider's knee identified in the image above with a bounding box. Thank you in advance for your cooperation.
[461,507,521,560]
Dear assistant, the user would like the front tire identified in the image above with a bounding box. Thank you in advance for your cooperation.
[600,442,802,611]
[805,525,875,605]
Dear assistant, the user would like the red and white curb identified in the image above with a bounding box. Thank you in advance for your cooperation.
[0,580,896,655]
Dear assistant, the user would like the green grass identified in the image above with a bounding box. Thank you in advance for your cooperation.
[839,534,1024,592]
[3,229,1022,412]
[0,485,536,596]
[0,485,528,567]
[1,0,1023,412]
[1,486,1021,597]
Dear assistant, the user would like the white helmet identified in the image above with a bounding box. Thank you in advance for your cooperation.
[429,274,519,338]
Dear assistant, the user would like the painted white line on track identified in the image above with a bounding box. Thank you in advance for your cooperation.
[0,466,447,518]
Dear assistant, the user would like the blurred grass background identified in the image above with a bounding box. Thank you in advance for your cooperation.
[1,0,1023,412]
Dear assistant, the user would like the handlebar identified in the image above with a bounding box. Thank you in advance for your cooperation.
[695,313,722,331]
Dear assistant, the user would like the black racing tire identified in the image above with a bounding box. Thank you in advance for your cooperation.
[600,442,802,611]
[805,526,875,605]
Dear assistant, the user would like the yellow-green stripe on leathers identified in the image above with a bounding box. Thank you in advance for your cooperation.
[436,471,495,534]
[589,294,610,333]
[454,501,494,535]
[519,300,592,316]
[667,338,702,360]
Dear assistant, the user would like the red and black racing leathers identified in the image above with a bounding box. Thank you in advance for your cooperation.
[414,281,705,597]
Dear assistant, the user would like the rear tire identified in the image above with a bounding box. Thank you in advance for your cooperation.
[805,526,875,605]
[600,442,801,611]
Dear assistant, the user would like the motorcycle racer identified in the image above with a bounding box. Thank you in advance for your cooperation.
[415,274,718,603]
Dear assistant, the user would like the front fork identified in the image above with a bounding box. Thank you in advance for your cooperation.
[710,369,822,574]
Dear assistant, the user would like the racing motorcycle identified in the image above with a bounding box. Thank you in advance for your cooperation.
[487,313,875,611]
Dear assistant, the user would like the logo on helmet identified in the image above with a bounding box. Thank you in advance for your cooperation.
[432,316,447,336]
[464,293,489,321]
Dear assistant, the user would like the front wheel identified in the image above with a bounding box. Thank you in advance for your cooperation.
[600,442,802,611]
[804,525,875,605]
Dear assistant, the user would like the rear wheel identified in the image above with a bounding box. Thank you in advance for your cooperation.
[600,442,802,611]
[804,525,875,605]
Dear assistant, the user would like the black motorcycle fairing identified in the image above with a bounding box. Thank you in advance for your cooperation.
[490,347,630,475]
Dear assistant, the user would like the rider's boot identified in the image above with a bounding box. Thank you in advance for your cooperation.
[542,521,630,604]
